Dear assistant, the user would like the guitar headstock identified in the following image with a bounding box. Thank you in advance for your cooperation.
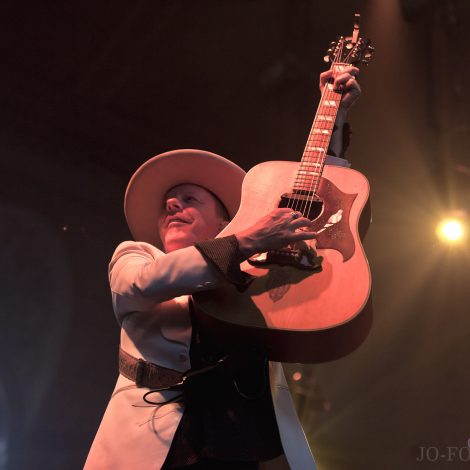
[324,14,374,67]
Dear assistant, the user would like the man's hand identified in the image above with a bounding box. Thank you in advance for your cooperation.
[319,65,361,112]
[236,208,317,259]
[320,65,361,156]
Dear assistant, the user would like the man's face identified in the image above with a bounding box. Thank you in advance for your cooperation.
[158,184,228,253]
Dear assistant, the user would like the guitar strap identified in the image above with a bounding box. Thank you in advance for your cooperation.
[269,362,318,470]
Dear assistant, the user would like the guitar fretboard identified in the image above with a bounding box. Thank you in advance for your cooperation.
[293,63,348,195]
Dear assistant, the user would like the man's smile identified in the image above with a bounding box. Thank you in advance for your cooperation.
[165,215,192,228]
[158,184,229,252]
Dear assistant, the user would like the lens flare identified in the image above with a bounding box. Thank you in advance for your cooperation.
[436,219,465,243]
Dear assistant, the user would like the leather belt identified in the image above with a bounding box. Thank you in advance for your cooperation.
[118,347,183,389]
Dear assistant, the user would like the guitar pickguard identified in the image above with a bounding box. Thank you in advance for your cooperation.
[248,177,357,267]
[312,177,357,261]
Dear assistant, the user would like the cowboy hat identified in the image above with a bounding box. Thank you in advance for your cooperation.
[124,149,246,249]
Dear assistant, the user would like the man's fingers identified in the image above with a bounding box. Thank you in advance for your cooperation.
[333,72,358,89]
[290,231,318,241]
[275,208,300,218]
[345,77,361,94]
[291,217,314,230]
[320,66,359,91]
[319,70,334,89]
[340,66,360,77]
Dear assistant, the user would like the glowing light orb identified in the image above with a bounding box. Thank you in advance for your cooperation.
[436,219,465,243]
[292,371,302,381]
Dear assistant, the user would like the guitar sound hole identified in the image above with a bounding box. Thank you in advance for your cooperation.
[279,193,323,221]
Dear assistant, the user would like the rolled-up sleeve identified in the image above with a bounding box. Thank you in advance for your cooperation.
[109,241,224,319]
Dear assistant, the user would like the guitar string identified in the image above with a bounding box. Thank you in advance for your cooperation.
[298,35,359,212]
[303,39,344,221]
[288,41,340,214]
[289,37,356,232]
[308,37,355,200]
[290,41,339,217]
[305,40,345,211]
[305,37,359,224]
[290,38,351,213]
[306,39,359,223]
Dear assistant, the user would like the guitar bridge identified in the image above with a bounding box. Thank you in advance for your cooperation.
[247,244,323,271]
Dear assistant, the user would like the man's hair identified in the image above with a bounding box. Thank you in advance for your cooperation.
[207,189,230,221]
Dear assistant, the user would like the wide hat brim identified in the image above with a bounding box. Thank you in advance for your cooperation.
[124,149,246,249]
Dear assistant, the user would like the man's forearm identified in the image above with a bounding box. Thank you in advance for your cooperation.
[328,107,349,158]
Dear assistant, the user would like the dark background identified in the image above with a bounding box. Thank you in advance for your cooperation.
[1,1,469,469]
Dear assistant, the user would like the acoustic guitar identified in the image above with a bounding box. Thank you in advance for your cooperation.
[194,15,374,363]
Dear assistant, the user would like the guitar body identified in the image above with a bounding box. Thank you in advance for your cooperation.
[194,26,375,362]
[193,161,372,363]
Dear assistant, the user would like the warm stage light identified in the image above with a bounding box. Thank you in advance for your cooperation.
[436,218,465,243]
[292,371,302,381]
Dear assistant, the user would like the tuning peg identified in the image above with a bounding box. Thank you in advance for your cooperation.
[324,55,330,63]
[367,45,375,52]
[364,53,372,59]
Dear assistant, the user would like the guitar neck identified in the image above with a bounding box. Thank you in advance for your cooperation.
[293,63,348,195]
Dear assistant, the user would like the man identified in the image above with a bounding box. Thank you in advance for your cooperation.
[85,67,361,469]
